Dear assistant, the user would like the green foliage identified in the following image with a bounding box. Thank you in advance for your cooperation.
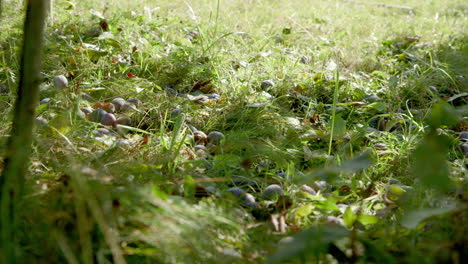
[426,101,461,129]
[0,0,466,263]
[401,207,456,229]
[412,102,460,192]
[266,226,349,263]
[413,132,453,192]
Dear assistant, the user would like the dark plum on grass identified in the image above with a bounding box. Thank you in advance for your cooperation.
[261,80,275,90]
[227,187,245,198]
[89,108,107,123]
[116,116,131,126]
[101,113,117,126]
[171,108,184,117]
[300,184,317,195]
[112,98,130,112]
[127,98,142,106]
[313,181,331,191]
[81,107,93,115]
[262,184,284,200]
[0,83,8,93]
[40,98,51,105]
[240,193,257,208]
[53,75,68,90]
[93,128,112,137]
[458,132,468,141]
[226,187,258,208]
[35,117,48,126]
[102,103,116,113]
[207,131,225,144]
[188,124,207,144]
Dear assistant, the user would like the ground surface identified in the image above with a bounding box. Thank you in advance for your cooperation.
[0,0,467,263]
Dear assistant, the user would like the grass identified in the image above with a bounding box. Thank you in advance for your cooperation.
[0,0,467,263]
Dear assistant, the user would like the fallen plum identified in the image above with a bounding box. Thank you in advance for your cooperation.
[262,184,284,200]
[101,113,116,126]
[207,131,225,144]
[53,75,68,90]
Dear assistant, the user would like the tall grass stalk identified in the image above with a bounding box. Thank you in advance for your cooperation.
[328,68,340,156]
[214,0,221,38]
[0,0,48,262]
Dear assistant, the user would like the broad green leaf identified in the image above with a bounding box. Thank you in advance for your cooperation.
[426,101,460,128]
[386,185,406,201]
[343,207,357,228]
[339,149,372,171]
[330,114,346,139]
[35,102,49,115]
[153,84,163,91]
[413,133,452,192]
[358,214,379,226]
[302,150,372,186]
[98,32,122,49]
[85,49,108,61]
[314,199,339,212]
[266,226,349,263]
[104,38,122,49]
[366,102,388,112]
[295,204,314,218]
[401,208,455,229]
[82,43,108,61]
[304,194,326,201]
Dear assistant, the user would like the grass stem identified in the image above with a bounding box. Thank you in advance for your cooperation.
[328,68,340,156]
